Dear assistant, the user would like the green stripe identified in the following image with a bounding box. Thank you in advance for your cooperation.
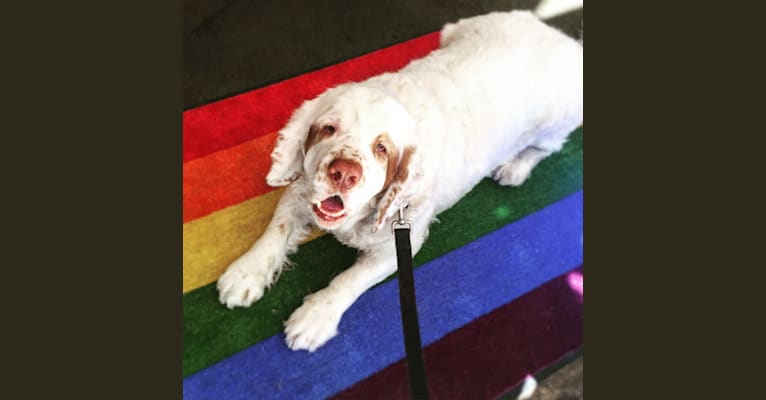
[184,128,583,377]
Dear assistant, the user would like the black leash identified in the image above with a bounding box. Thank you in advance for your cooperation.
[392,206,429,400]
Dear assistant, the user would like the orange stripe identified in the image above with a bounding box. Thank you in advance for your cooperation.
[184,132,278,223]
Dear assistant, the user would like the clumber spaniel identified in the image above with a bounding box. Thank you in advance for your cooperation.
[217,11,583,352]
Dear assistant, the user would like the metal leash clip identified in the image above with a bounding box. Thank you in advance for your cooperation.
[391,203,412,234]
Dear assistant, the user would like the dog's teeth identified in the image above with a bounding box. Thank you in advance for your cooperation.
[325,209,346,217]
[314,202,346,218]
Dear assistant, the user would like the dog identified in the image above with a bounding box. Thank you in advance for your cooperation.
[217,10,583,352]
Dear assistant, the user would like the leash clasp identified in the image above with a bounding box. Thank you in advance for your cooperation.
[391,204,411,233]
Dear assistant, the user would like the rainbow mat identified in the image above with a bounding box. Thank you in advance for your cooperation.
[183,32,583,399]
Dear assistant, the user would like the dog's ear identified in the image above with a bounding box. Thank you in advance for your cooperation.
[372,146,418,233]
[266,97,321,187]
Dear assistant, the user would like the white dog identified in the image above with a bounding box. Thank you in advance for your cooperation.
[217,11,583,352]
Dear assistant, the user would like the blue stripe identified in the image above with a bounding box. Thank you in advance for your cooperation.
[184,190,583,400]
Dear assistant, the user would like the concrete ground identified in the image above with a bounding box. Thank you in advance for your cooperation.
[184,1,583,398]
[532,356,583,400]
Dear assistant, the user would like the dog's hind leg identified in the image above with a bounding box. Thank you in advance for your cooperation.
[492,127,571,187]
[492,146,554,186]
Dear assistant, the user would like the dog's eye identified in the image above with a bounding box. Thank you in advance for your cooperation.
[375,143,387,154]
[322,125,336,134]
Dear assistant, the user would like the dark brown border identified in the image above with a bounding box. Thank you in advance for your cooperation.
[4,1,182,398]
[581,2,759,398]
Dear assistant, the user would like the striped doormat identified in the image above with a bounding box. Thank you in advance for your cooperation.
[183,32,583,399]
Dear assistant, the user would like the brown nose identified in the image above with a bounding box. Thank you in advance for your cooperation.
[328,159,362,191]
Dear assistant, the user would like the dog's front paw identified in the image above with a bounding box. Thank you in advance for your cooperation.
[284,290,346,352]
[217,252,281,309]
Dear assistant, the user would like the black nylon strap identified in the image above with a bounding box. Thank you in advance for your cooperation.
[394,227,429,400]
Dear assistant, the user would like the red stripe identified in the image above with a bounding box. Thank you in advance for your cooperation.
[183,33,440,162]
[333,266,584,400]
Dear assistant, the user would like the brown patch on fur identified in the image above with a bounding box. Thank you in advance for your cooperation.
[372,133,401,189]
[278,223,286,234]
[393,146,415,185]
[375,186,400,227]
[304,123,322,154]
[304,123,336,154]
[374,145,416,227]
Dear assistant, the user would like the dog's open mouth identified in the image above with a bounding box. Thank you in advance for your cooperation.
[313,195,347,224]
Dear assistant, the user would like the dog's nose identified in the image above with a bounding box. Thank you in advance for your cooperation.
[328,159,362,191]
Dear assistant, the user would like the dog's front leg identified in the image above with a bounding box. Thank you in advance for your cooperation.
[284,209,432,352]
[283,244,398,352]
[217,183,312,308]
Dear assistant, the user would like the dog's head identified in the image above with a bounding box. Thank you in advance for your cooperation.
[267,84,418,232]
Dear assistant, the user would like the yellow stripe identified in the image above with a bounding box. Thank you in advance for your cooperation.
[183,189,324,293]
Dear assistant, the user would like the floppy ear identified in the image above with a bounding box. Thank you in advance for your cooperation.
[266,97,321,187]
[372,146,418,233]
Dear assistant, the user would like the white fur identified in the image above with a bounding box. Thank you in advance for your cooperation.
[517,375,539,400]
[217,11,583,352]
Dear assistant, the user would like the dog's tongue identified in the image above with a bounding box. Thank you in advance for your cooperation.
[321,196,344,212]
